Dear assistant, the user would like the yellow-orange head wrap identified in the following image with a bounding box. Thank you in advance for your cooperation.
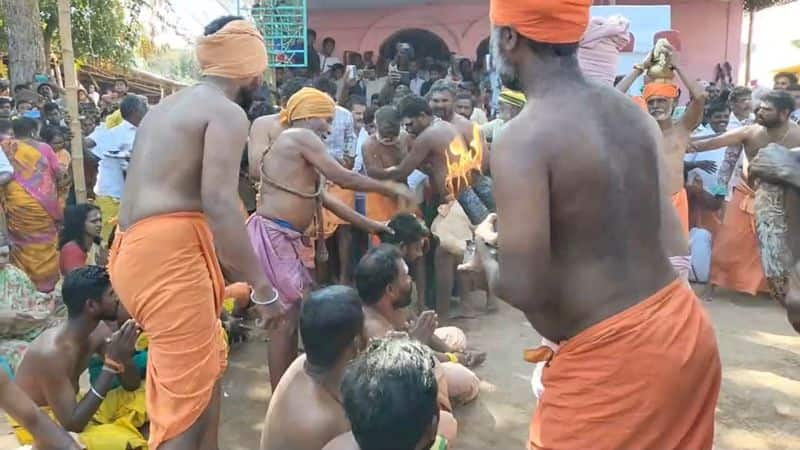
[196,20,267,79]
[643,82,679,102]
[490,0,592,44]
[280,87,336,126]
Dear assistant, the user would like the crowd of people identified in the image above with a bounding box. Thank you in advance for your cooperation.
[0,0,799,449]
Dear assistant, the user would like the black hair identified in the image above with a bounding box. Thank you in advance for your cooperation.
[37,83,53,94]
[455,92,474,104]
[728,86,752,105]
[114,78,128,87]
[12,117,38,138]
[774,72,799,86]
[247,100,276,122]
[379,213,429,247]
[342,337,438,450]
[355,244,403,305]
[374,105,400,131]
[705,101,730,119]
[120,95,147,121]
[280,77,311,102]
[62,265,111,319]
[0,119,12,135]
[39,125,66,145]
[761,90,796,114]
[348,95,367,110]
[397,95,432,119]
[322,37,335,47]
[364,105,377,125]
[428,63,445,75]
[43,102,59,114]
[60,203,102,251]
[204,15,244,36]
[314,77,338,99]
[427,79,456,98]
[307,29,317,39]
[0,97,11,107]
[299,285,364,368]
[13,83,30,93]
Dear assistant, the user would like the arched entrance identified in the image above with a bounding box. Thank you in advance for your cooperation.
[379,29,451,62]
[476,37,490,63]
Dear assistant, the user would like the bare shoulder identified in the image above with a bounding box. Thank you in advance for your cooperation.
[278,127,323,148]
[252,113,281,132]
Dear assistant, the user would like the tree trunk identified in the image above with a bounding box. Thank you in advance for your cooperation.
[57,0,87,203]
[1,0,47,88]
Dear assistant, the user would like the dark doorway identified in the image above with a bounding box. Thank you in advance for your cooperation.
[379,28,451,62]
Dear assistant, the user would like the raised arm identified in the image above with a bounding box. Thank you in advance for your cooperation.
[299,131,413,201]
[203,108,282,323]
[0,372,79,450]
[690,126,750,152]
[676,66,708,131]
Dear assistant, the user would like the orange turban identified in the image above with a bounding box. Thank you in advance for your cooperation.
[196,20,267,79]
[643,82,679,101]
[280,87,336,126]
[490,0,591,44]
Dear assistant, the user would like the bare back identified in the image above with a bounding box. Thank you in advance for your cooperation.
[494,84,676,342]
[248,113,285,180]
[412,120,468,201]
[118,84,247,229]
[260,356,350,450]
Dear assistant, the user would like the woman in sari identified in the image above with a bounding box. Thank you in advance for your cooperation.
[59,203,106,275]
[1,118,65,293]
[0,233,64,375]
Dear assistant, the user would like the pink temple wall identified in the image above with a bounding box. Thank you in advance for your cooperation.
[308,0,743,85]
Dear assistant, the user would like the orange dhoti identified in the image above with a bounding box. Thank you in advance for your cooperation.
[322,183,355,238]
[365,192,399,223]
[529,279,721,450]
[672,188,690,237]
[710,184,769,296]
[108,212,229,449]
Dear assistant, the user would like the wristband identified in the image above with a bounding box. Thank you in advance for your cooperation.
[251,288,280,306]
[445,352,459,364]
[104,357,125,374]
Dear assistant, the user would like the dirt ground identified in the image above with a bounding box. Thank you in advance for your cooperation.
[2,285,800,450]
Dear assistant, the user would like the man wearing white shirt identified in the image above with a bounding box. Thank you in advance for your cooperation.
[320,37,342,75]
[88,95,147,242]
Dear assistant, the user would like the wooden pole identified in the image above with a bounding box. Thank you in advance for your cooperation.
[57,0,87,203]
[745,9,755,86]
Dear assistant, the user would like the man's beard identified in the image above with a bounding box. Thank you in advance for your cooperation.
[491,32,523,92]
[392,289,413,309]
[432,107,452,121]
[236,85,258,112]
[757,116,781,128]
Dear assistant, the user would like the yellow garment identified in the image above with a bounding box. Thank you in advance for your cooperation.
[11,386,148,450]
[104,110,123,129]
[196,20,267,79]
[2,182,59,292]
[94,195,120,244]
[499,89,527,108]
[280,87,336,126]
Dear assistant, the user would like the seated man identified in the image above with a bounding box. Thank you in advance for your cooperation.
[260,285,364,450]
[354,244,484,410]
[0,370,81,450]
[378,213,429,313]
[323,337,449,450]
[13,266,147,449]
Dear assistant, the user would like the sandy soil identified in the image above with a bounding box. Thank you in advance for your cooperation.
[2,286,799,450]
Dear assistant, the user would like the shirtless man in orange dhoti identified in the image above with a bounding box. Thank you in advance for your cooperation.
[110,17,284,450]
[471,1,721,448]
[617,45,707,279]
[692,90,800,301]
[249,87,413,390]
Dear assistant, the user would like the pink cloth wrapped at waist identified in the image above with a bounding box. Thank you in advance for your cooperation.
[578,15,631,86]
[246,215,314,306]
